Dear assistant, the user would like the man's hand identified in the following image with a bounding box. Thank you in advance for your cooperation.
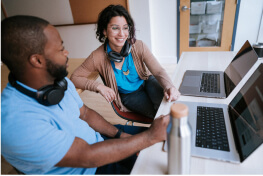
[146,114,170,145]
[57,113,170,168]
[96,84,116,103]
[164,87,181,102]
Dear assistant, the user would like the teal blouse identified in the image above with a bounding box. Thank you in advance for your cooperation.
[107,44,144,94]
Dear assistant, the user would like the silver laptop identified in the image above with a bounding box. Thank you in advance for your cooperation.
[179,41,258,98]
[176,63,263,163]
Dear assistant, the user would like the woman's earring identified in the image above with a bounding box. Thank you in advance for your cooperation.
[104,35,107,42]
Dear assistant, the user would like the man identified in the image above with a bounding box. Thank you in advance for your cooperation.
[1,15,169,174]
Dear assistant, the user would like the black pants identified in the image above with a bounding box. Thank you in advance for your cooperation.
[95,125,148,175]
[120,75,164,119]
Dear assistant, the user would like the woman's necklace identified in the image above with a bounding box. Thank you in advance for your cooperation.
[122,69,130,76]
[121,57,129,76]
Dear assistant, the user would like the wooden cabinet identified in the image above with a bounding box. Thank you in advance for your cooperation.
[179,0,237,56]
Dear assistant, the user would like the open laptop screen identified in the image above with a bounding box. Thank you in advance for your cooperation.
[228,64,263,162]
[224,41,258,97]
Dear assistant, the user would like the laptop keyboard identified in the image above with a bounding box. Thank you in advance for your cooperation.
[196,106,230,151]
[200,73,220,93]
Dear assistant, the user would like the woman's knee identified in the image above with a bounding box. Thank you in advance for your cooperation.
[146,76,163,92]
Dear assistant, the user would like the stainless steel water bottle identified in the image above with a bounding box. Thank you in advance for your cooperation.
[167,103,191,174]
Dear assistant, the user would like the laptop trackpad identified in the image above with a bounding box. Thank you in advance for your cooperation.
[182,76,200,87]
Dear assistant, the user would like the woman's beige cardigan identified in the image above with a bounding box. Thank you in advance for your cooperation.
[70,40,175,112]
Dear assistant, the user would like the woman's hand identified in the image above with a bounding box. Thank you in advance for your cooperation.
[164,87,181,102]
[96,84,116,103]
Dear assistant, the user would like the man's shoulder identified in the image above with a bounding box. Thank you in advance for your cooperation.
[64,77,73,88]
[64,77,84,108]
[65,77,80,93]
[1,85,50,118]
[1,83,32,107]
[1,85,51,140]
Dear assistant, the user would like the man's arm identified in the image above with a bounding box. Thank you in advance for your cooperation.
[79,105,130,138]
[56,112,169,168]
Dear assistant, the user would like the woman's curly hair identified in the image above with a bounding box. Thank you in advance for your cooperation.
[96,4,136,44]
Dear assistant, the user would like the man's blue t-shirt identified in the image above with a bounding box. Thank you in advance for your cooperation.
[1,77,104,174]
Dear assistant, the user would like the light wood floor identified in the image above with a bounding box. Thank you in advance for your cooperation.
[1,58,177,174]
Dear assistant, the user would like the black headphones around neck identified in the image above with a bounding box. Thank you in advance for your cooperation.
[104,40,132,63]
[8,73,68,106]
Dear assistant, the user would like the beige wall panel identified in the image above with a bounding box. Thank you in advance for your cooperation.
[56,24,101,59]
[2,0,74,25]
[69,0,128,24]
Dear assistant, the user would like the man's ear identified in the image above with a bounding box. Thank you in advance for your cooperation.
[29,54,45,68]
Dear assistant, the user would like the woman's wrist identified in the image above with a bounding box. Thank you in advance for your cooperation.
[96,84,103,93]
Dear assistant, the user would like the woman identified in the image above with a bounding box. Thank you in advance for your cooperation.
[70,5,180,119]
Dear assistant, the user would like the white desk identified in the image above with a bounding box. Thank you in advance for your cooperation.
[131,52,263,174]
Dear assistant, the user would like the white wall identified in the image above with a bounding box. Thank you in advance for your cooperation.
[129,0,152,50]
[56,0,152,59]
[149,0,177,63]
[233,0,263,50]
[60,0,262,62]
[149,0,263,62]
[2,0,262,62]
[257,12,263,43]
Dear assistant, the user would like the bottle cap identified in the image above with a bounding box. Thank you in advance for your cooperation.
[170,103,188,118]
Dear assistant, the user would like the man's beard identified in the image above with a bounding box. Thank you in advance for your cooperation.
[45,57,68,81]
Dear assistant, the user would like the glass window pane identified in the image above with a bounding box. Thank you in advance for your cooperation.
[189,0,225,47]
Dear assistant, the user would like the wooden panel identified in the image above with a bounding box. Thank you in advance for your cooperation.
[180,0,191,57]
[220,0,237,50]
[69,0,128,24]
[179,0,237,57]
